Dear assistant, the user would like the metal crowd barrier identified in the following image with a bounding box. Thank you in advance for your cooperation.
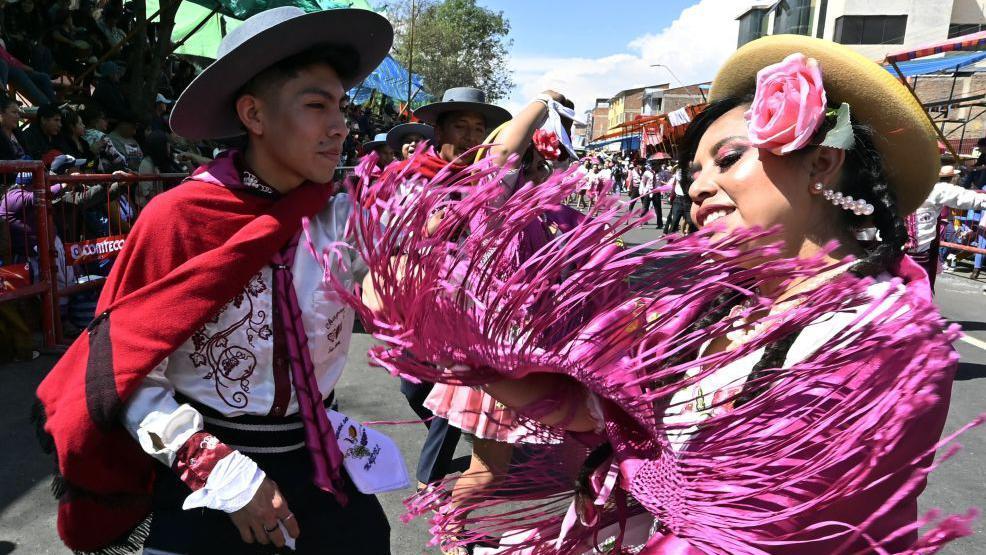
[2,162,360,347]
[0,162,186,346]
[0,161,57,346]
[941,241,986,256]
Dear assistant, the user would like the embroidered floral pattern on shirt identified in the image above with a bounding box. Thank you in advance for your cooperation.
[189,272,272,409]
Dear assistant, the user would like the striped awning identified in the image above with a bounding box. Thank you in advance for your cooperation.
[885,30,986,63]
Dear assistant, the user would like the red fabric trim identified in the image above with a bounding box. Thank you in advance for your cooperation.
[382,146,467,181]
[173,432,234,492]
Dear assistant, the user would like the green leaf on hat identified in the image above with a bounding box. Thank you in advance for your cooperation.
[820,103,854,151]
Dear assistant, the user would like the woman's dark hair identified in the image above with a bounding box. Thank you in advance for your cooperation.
[0,96,20,113]
[144,130,179,173]
[60,108,81,131]
[81,106,105,127]
[677,95,907,276]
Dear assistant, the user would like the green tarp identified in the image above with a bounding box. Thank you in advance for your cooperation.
[146,0,377,58]
[147,0,244,59]
[184,0,376,19]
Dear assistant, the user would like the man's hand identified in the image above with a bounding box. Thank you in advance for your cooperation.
[229,477,299,548]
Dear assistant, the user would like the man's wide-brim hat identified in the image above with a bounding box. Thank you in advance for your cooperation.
[171,7,393,141]
[413,87,511,129]
[709,34,938,215]
[362,132,389,151]
[386,122,433,151]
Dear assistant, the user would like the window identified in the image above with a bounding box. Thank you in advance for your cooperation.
[834,15,907,45]
[773,0,812,36]
[949,23,986,39]
[737,8,768,47]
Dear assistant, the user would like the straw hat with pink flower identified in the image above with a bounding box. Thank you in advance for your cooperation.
[710,34,938,215]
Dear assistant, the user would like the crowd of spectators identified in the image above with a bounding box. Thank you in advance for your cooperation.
[0,1,415,360]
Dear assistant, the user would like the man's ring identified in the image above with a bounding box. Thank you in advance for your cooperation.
[282,513,295,522]
[264,524,278,533]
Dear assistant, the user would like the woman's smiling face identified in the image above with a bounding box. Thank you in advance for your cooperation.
[687,105,836,256]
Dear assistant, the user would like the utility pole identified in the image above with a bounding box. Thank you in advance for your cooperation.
[406,0,416,121]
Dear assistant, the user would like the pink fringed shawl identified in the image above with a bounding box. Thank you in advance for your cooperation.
[309,151,982,554]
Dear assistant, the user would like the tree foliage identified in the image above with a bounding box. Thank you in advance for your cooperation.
[385,0,514,102]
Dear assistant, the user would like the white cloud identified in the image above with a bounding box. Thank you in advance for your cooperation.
[498,0,752,118]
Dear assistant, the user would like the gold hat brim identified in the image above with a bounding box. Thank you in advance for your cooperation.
[709,34,938,215]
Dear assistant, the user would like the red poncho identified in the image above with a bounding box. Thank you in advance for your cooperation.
[35,156,331,551]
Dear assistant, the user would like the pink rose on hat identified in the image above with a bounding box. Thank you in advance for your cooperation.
[746,53,827,155]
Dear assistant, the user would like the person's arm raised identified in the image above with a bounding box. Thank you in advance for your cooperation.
[489,90,568,169]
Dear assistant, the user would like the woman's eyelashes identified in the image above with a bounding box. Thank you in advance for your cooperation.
[714,146,747,171]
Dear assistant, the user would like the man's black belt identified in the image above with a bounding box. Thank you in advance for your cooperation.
[172,392,335,454]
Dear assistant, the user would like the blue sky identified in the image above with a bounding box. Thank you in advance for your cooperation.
[473,0,755,115]
[479,0,700,59]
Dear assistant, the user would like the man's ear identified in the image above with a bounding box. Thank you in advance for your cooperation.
[235,94,265,137]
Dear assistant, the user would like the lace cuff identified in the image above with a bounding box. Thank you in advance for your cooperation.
[180,443,266,513]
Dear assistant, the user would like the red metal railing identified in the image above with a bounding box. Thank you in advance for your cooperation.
[1,162,186,346]
[0,161,57,346]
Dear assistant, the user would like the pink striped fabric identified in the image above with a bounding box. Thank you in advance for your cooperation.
[424,384,559,444]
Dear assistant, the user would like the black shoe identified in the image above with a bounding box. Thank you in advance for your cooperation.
[973,269,981,280]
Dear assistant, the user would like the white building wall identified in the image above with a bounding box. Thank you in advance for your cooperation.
[816,0,954,60]
[951,0,986,23]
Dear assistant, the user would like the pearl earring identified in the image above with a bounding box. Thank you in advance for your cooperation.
[810,182,825,193]
[820,186,874,216]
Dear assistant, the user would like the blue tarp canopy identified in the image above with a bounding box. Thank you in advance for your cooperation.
[885,51,986,77]
[348,55,430,105]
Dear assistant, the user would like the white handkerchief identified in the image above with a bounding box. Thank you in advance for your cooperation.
[278,521,296,551]
[328,410,410,494]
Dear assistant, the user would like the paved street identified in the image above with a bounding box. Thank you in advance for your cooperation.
[2,209,986,554]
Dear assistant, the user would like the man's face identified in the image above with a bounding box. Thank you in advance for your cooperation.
[248,63,348,185]
[42,115,62,137]
[434,111,487,161]
[92,116,108,132]
[403,133,425,150]
[374,145,395,168]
